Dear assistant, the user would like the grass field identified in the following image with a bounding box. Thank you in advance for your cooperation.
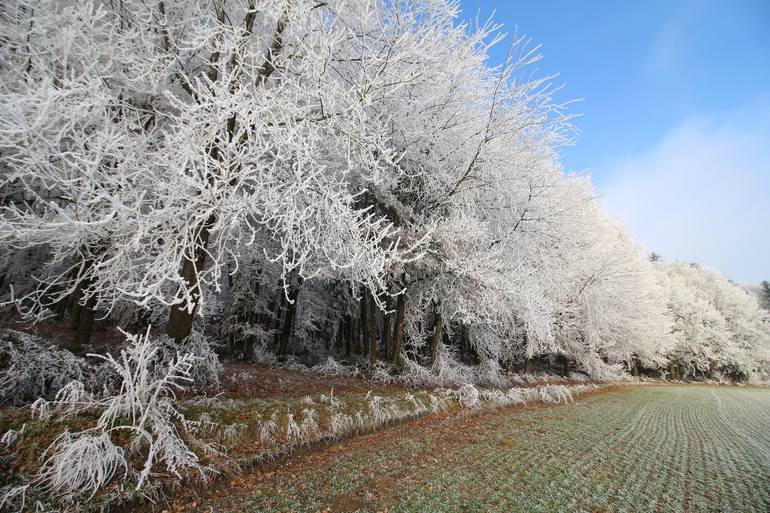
[188,386,770,513]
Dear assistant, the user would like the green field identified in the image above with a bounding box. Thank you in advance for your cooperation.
[195,386,770,513]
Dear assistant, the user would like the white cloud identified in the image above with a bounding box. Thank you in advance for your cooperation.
[598,106,770,284]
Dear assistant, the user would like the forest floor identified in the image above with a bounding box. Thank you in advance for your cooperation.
[165,385,770,513]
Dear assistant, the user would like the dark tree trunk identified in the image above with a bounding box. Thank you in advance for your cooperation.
[336,318,344,352]
[278,285,300,356]
[458,324,465,361]
[523,357,533,374]
[345,314,352,357]
[271,287,286,349]
[69,283,84,330]
[668,361,677,380]
[382,308,392,360]
[430,311,442,366]
[561,354,571,378]
[352,319,360,354]
[368,292,377,366]
[360,294,368,357]
[70,263,96,349]
[167,219,212,343]
[73,290,96,349]
[54,288,70,321]
[391,293,406,366]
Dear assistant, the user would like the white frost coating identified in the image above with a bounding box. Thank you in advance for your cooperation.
[9,328,214,506]
[312,357,360,377]
[258,414,279,445]
[0,330,95,405]
[458,384,480,409]
[36,432,127,501]
[1,424,24,447]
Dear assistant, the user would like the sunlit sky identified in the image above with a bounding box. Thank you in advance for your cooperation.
[459,0,770,284]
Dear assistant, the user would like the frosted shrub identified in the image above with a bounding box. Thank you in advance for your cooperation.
[190,413,217,435]
[301,409,319,437]
[504,388,527,405]
[538,384,574,404]
[569,384,598,396]
[154,331,222,392]
[221,423,248,441]
[0,330,96,405]
[367,393,389,424]
[258,414,278,444]
[1,425,23,447]
[11,328,214,507]
[37,432,127,501]
[0,484,30,512]
[371,362,396,384]
[354,411,367,431]
[405,393,427,415]
[475,359,510,389]
[318,390,342,409]
[311,357,360,377]
[399,357,440,387]
[429,394,448,412]
[95,331,210,488]
[431,348,476,386]
[250,344,279,366]
[285,413,304,443]
[388,402,406,419]
[458,384,480,408]
[280,357,310,372]
[479,389,509,406]
[329,413,355,438]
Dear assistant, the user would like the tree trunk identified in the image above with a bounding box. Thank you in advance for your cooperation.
[278,285,300,356]
[430,312,442,366]
[360,294,368,357]
[667,361,677,380]
[561,354,571,378]
[391,293,406,365]
[382,309,392,360]
[70,265,96,349]
[69,282,84,330]
[167,219,212,343]
[54,289,70,320]
[163,7,288,344]
[73,290,96,349]
[345,314,352,357]
[458,325,465,361]
[708,360,716,380]
[271,290,286,349]
[69,261,95,330]
[368,292,377,366]
[336,318,344,352]
[523,357,533,374]
[352,319,360,354]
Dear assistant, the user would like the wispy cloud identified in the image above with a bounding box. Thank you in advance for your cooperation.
[598,102,770,284]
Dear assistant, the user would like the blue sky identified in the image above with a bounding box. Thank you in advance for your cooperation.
[459,0,770,283]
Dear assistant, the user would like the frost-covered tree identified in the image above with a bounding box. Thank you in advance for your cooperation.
[760,280,770,311]
[2,0,765,388]
[653,261,770,380]
[1,0,435,342]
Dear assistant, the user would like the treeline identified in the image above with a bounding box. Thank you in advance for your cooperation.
[1,0,768,384]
